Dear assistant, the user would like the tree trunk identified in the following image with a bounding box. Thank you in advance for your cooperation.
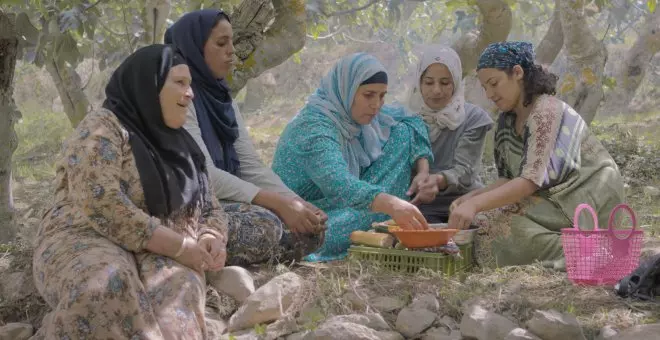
[0,10,21,242]
[45,56,90,127]
[455,0,513,114]
[600,9,660,116]
[228,0,307,94]
[452,0,513,76]
[535,0,564,66]
[557,0,607,124]
[140,0,172,45]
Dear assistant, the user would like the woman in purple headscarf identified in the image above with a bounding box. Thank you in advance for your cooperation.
[448,41,624,268]
[165,10,327,267]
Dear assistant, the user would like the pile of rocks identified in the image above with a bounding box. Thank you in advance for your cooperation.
[2,266,659,340]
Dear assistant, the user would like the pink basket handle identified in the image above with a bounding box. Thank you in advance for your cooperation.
[607,203,638,238]
[573,203,600,231]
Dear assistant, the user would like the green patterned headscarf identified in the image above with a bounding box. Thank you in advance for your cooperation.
[477,41,535,70]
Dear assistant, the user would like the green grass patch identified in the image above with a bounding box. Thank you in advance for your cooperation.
[12,103,72,182]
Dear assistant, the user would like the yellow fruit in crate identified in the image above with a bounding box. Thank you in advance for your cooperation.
[388,225,402,232]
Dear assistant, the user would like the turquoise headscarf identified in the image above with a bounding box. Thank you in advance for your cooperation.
[302,53,407,176]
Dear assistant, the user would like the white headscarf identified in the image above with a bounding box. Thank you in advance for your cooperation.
[406,44,466,141]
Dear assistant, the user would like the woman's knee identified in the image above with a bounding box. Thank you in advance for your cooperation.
[226,204,284,245]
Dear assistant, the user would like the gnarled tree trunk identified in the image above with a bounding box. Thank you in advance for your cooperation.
[45,56,90,127]
[535,0,564,66]
[452,0,513,76]
[557,0,607,124]
[601,9,660,116]
[228,0,307,94]
[456,0,513,114]
[0,10,21,242]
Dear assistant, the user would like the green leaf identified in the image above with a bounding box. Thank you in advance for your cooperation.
[649,0,657,13]
[47,17,59,37]
[254,324,266,335]
[445,0,465,12]
[15,12,39,43]
[292,50,302,64]
[54,33,81,65]
[603,76,617,89]
[59,7,83,33]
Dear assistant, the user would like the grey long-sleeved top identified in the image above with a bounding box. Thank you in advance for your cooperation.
[183,103,297,203]
[429,102,494,195]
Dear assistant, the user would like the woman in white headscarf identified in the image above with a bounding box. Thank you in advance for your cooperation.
[405,44,494,223]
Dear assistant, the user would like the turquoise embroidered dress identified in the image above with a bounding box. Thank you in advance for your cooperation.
[272,53,432,262]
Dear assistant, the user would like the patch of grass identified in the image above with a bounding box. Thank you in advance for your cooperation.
[13,102,72,182]
[283,257,660,340]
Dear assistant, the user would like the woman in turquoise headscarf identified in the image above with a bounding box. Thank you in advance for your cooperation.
[448,41,624,268]
[272,53,434,262]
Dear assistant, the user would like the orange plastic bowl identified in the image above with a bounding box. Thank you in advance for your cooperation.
[390,228,459,248]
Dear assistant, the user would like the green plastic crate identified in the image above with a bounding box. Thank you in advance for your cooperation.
[348,243,474,275]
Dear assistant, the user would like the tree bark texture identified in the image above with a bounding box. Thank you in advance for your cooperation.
[0,10,21,242]
[557,0,607,124]
[452,0,513,76]
[140,0,172,45]
[45,55,90,127]
[228,0,307,94]
[535,0,564,66]
[601,9,660,115]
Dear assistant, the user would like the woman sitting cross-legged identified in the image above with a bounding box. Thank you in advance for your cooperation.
[448,41,624,269]
[272,53,433,262]
[165,9,326,266]
[31,45,225,339]
[404,44,494,223]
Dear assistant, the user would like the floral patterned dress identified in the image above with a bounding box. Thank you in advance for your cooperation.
[31,109,229,339]
[473,95,624,268]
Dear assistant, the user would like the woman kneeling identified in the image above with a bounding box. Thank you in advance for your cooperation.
[448,42,624,268]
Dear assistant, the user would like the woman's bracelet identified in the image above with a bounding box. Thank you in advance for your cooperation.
[174,237,190,258]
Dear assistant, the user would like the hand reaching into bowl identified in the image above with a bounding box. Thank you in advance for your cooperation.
[371,193,429,230]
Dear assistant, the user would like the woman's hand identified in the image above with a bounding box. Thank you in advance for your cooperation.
[276,196,323,235]
[410,175,440,205]
[298,199,328,233]
[174,237,214,273]
[372,193,428,230]
[449,192,475,213]
[254,191,323,235]
[407,172,429,198]
[448,199,478,230]
[197,234,227,272]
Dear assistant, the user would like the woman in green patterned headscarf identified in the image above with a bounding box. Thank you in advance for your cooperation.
[447,41,624,269]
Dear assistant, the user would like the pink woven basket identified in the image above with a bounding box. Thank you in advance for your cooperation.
[561,203,644,286]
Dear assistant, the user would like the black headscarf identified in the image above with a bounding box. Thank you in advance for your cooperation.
[102,44,208,218]
[164,9,241,175]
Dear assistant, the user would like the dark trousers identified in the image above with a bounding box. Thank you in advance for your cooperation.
[418,194,462,224]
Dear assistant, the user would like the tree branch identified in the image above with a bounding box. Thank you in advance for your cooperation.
[322,0,381,17]
[306,26,345,40]
[342,31,383,44]
[228,0,307,94]
[536,0,563,65]
[84,0,107,12]
[557,0,607,124]
[452,0,512,76]
[601,9,660,115]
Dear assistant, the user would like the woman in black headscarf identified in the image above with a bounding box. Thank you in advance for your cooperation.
[31,44,227,339]
[165,9,326,266]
